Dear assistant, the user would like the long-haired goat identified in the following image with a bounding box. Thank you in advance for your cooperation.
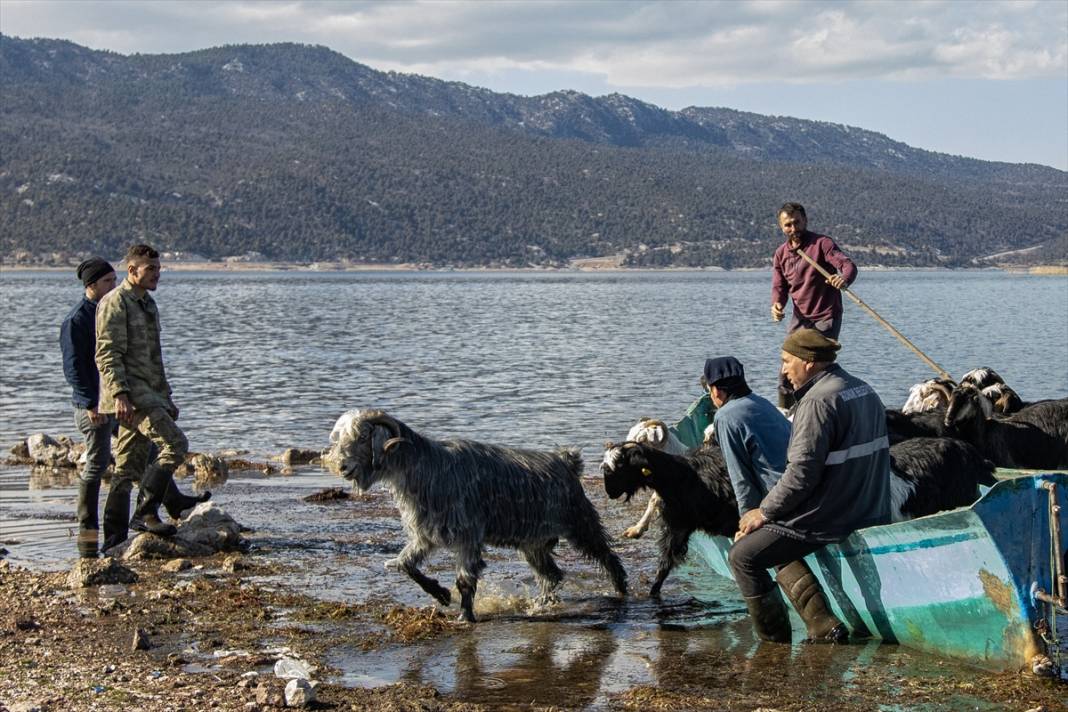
[601,438,996,596]
[619,418,691,539]
[901,379,956,414]
[944,386,1068,469]
[328,409,627,622]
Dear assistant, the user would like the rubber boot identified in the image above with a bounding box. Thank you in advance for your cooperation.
[101,477,133,552]
[776,560,848,644]
[162,480,211,521]
[75,478,101,557]
[743,588,792,643]
[76,477,101,530]
[129,464,177,537]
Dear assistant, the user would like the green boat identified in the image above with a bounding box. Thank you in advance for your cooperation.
[671,394,1067,672]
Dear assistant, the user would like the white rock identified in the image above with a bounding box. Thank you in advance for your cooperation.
[284,678,319,707]
[273,656,315,680]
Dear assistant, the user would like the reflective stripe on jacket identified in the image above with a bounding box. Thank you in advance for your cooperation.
[759,364,890,542]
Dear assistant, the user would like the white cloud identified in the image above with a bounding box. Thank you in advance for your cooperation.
[1,0,1064,87]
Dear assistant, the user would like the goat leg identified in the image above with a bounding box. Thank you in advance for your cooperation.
[650,526,693,598]
[522,539,564,603]
[456,544,484,623]
[623,493,661,539]
[394,540,452,606]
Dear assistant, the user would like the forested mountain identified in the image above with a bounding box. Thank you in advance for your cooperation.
[2,35,1065,267]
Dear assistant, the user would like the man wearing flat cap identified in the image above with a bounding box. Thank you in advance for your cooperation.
[703,356,790,521]
[61,257,119,557]
[728,328,890,645]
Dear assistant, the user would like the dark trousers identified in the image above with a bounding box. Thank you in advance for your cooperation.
[74,409,116,530]
[778,313,843,408]
[728,527,825,598]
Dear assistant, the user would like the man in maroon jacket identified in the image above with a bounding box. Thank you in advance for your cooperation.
[771,202,857,407]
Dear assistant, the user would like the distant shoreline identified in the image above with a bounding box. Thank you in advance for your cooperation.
[2,262,1066,275]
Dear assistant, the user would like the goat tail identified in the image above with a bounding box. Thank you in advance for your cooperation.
[564,497,628,597]
[558,448,584,478]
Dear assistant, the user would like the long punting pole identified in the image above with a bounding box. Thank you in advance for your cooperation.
[792,248,953,380]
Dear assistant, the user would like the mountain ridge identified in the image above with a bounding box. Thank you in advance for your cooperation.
[2,35,1065,267]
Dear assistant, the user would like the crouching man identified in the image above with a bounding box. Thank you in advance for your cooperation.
[728,329,890,644]
[96,244,205,540]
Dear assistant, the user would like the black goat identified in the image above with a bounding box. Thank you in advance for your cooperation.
[945,387,1068,469]
[328,409,628,622]
[602,438,996,596]
[886,407,949,444]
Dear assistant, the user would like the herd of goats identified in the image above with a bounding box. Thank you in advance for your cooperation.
[325,367,1068,622]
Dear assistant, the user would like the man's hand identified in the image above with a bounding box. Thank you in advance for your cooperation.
[771,302,785,322]
[736,508,767,538]
[86,407,107,426]
[826,274,847,289]
[114,394,141,427]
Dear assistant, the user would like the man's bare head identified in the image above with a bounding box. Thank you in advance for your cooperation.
[125,244,161,292]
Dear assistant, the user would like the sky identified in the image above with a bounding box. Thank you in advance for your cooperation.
[2,0,1066,170]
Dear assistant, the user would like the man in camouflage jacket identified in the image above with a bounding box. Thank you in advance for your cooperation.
[95,244,190,539]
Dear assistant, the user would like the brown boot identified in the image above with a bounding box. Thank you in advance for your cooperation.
[776,560,847,644]
[743,588,792,643]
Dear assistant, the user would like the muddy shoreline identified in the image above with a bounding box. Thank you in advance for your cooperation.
[2,468,1066,712]
[2,554,1065,712]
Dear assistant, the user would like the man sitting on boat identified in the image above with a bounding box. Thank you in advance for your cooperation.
[728,329,891,644]
[703,356,790,519]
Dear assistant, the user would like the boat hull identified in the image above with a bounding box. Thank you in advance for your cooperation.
[671,394,1066,670]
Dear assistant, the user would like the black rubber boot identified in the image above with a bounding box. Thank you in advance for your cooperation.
[162,480,211,520]
[130,464,178,537]
[743,588,792,643]
[76,478,101,530]
[101,478,133,552]
[129,513,177,536]
[776,560,848,644]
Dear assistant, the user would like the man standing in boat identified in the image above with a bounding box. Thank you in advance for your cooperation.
[728,329,891,644]
[771,203,857,408]
[96,244,207,544]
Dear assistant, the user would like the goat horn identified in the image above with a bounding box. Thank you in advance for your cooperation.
[621,441,638,450]
[928,381,954,405]
[383,437,409,454]
[364,412,403,440]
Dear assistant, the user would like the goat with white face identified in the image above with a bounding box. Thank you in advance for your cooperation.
[328,409,628,622]
[618,418,691,539]
[900,379,956,414]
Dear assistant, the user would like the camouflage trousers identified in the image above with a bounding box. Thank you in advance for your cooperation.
[113,407,189,482]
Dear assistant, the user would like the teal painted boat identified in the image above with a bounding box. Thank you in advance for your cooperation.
[670,393,1068,672]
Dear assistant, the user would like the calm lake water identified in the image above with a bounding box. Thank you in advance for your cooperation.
[1,269,1066,707]
[2,269,1066,457]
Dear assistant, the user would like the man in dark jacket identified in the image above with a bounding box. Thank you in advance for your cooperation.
[729,329,891,644]
[771,202,857,407]
[61,258,118,557]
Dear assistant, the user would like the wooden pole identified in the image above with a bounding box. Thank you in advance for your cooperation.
[792,248,953,380]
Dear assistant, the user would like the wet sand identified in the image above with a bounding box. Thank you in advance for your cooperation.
[1,462,1065,711]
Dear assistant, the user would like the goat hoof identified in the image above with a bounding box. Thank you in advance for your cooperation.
[622,527,645,539]
[384,557,402,571]
[433,589,452,606]
[649,585,663,599]
[459,609,476,623]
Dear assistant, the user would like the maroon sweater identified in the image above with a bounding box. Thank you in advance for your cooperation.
[771,231,857,322]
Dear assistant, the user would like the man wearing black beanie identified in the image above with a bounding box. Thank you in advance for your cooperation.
[61,257,118,557]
